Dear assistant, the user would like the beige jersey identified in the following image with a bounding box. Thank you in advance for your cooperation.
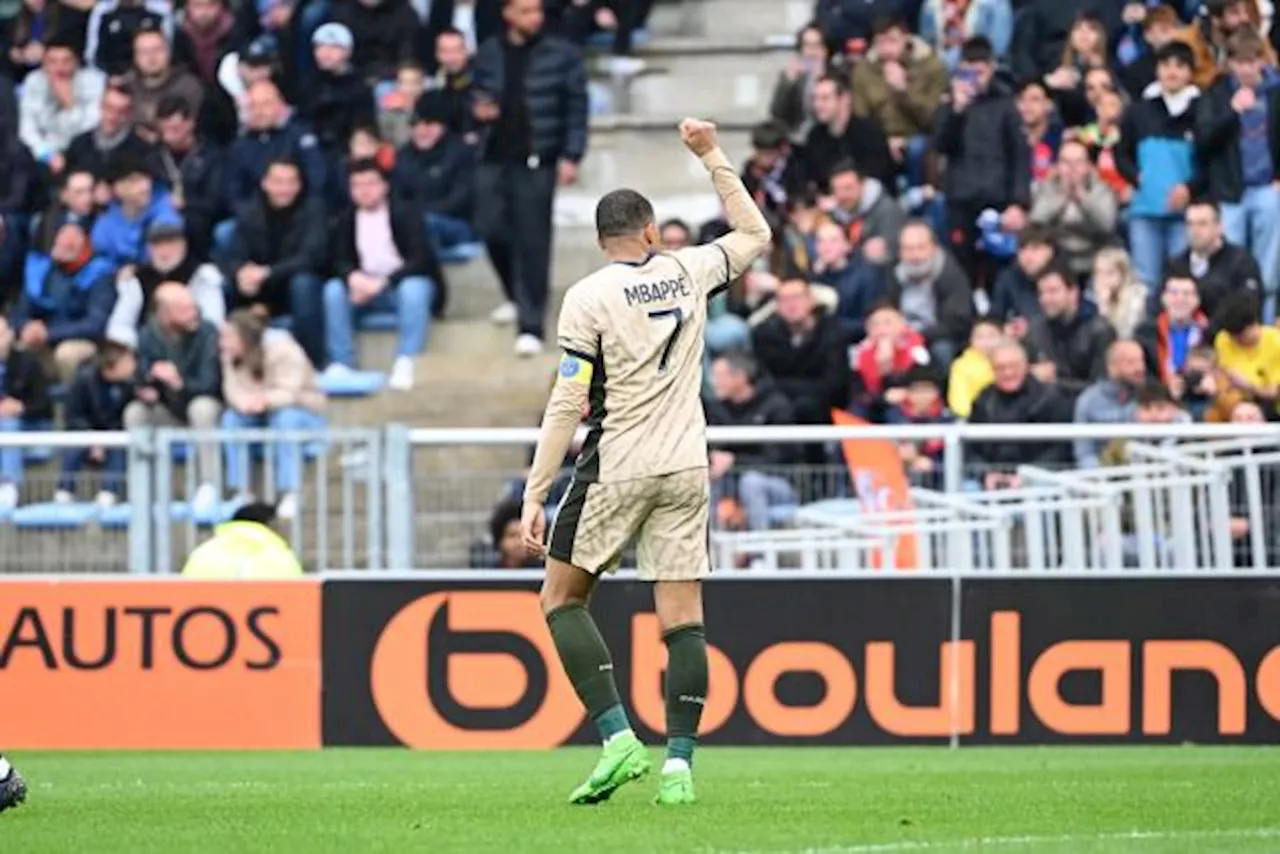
[557,244,737,483]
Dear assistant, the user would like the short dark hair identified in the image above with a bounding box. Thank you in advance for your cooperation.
[865,297,900,318]
[264,156,300,176]
[828,159,861,181]
[1186,198,1220,219]
[872,15,908,37]
[1017,78,1049,98]
[815,73,851,97]
[1154,41,1196,71]
[155,95,191,122]
[105,153,149,184]
[595,189,655,240]
[45,34,77,55]
[99,340,133,370]
[715,350,758,383]
[488,498,522,546]
[1216,290,1261,335]
[960,36,995,64]
[659,218,691,238]
[750,120,789,151]
[1137,381,1175,408]
[1019,224,1056,249]
[233,501,278,526]
[1036,262,1077,289]
[348,157,385,179]
[795,22,824,52]
[903,363,942,388]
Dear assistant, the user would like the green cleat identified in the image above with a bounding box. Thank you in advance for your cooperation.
[568,733,651,805]
[653,768,696,806]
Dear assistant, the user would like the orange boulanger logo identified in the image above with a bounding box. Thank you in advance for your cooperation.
[369,591,583,749]
[0,581,321,749]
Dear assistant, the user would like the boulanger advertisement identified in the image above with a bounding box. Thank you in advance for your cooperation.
[2,577,1278,748]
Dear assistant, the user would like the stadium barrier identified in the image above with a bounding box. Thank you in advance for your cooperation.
[3,573,1280,749]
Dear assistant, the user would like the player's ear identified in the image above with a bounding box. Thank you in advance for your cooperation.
[644,221,660,248]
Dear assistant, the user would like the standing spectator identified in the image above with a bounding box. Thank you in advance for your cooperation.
[1135,273,1212,413]
[393,90,476,254]
[1017,79,1062,185]
[1011,0,1120,82]
[226,79,327,207]
[742,120,806,235]
[967,339,1074,488]
[750,278,852,425]
[423,0,501,67]
[179,0,239,88]
[422,27,476,137]
[219,310,327,520]
[814,0,915,53]
[377,60,427,148]
[472,0,587,356]
[125,283,222,511]
[155,96,225,258]
[1120,3,1181,99]
[804,74,895,193]
[1196,28,1280,322]
[224,158,328,368]
[0,124,34,294]
[1043,14,1111,127]
[1072,339,1147,467]
[1187,0,1271,90]
[1029,137,1118,278]
[1090,247,1149,338]
[323,159,440,391]
[12,221,115,382]
[885,220,972,367]
[826,162,905,267]
[918,0,1014,70]
[1077,86,1133,203]
[330,0,421,84]
[0,316,52,511]
[18,38,106,170]
[1213,290,1280,418]
[107,221,225,339]
[1024,263,1116,401]
[57,340,136,506]
[989,224,1055,335]
[90,154,181,268]
[85,0,171,77]
[810,220,881,340]
[933,37,1031,284]
[121,28,204,141]
[64,83,158,187]
[1165,199,1262,322]
[302,22,376,160]
[1116,41,1200,293]
[947,317,999,418]
[768,23,830,142]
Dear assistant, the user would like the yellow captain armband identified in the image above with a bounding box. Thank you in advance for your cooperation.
[558,352,594,385]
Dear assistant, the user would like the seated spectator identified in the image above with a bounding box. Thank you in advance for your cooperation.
[1135,273,1212,407]
[13,221,116,382]
[323,159,440,391]
[224,157,328,367]
[64,83,159,192]
[967,338,1074,489]
[219,310,327,520]
[947,317,999,419]
[705,352,800,532]
[1073,340,1148,467]
[1077,86,1133,203]
[742,120,805,234]
[1213,291,1280,419]
[107,220,225,343]
[18,38,107,170]
[918,0,1014,71]
[58,340,136,507]
[327,123,396,208]
[378,60,427,148]
[123,27,204,140]
[90,154,181,268]
[226,79,327,208]
[805,74,896,194]
[393,90,476,255]
[1025,263,1115,401]
[1099,382,1192,466]
[1091,247,1149,338]
[331,0,421,84]
[989,225,1055,336]
[302,23,376,160]
[155,96,226,258]
[421,27,475,138]
[885,220,972,367]
[179,0,239,89]
[1165,199,1263,322]
[1017,79,1062,186]
[1030,138,1118,279]
[768,23,830,141]
[1174,346,1220,422]
[0,316,53,511]
[470,497,542,569]
[775,192,827,278]
[1116,41,1199,292]
[8,0,60,79]
[125,283,222,512]
[887,363,953,481]
[850,301,931,421]
[31,168,97,253]
[85,0,171,77]
[825,160,904,267]
[810,221,881,340]
[659,219,691,252]
[212,36,279,142]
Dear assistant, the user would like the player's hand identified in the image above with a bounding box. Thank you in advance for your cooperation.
[520,501,546,558]
[680,118,719,157]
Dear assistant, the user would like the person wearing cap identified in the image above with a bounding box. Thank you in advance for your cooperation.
[90,152,182,268]
[393,89,476,255]
[213,35,284,143]
[107,219,226,341]
[181,502,304,578]
[330,0,422,85]
[301,22,376,159]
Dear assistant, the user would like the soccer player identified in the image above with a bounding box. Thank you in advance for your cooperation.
[0,754,26,813]
[520,119,771,806]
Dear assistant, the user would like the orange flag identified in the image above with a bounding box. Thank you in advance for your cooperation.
[831,409,919,569]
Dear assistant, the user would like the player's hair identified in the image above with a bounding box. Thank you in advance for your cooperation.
[1228,27,1268,61]
[595,189,655,240]
[865,297,901,318]
[133,26,167,46]
[903,363,942,388]
[900,218,935,243]
[960,36,995,64]
[1216,290,1260,335]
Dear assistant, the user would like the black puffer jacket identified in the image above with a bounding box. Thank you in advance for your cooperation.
[933,78,1031,210]
[1024,308,1116,400]
[967,376,1074,471]
[299,68,375,156]
[330,0,421,83]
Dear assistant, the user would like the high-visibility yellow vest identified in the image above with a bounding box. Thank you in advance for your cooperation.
[181,521,304,579]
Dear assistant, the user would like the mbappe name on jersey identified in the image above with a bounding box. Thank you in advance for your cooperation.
[624,278,692,307]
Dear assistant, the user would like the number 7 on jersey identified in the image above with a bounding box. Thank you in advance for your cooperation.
[647,307,685,375]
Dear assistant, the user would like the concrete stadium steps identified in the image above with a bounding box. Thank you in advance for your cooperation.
[626,42,791,120]
[647,0,812,41]
[575,124,751,203]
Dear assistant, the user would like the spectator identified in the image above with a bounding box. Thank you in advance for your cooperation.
[1196,28,1280,322]
[1091,247,1149,338]
[1077,86,1132,203]
[302,23,376,160]
[13,221,115,382]
[1043,14,1111,127]
[472,0,587,356]
[0,127,34,294]
[1213,290,1280,418]
[155,96,225,258]
[967,338,1074,488]
[775,192,827,278]
[182,501,304,578]
[1024,263,1116,400]
[947,317,999,418]
[1116,41,1199,292]
[125,282,222,510]
[224,158,328,367]
[705,352,800,532]
[1017,79,1062,185]
[1029,137,1118,278]
[1135,273,1211,400]
[32,167,96,253]
[826,159,905,267]
[394,90,476,256]
[742,120,806,234]
[1120,4,1182,99]
[179,0,239,87]
[885,220,972,367]
[1073,339,1147,467]
[1011,0,1119,82]
[887,363,953,480]
[918,0,1014,70]
[851,15,947,188]
[18,37,106,169]
[804,74,895,193]
[422,27,476,137]
[378,60,427,148]
[323,159,440,391]
[0,315,52,511]
[811,220,882,340]
[58,340,136,506]
[90,153,181,268]
[424,0,500,67]
[226,79,327,207]
[123,27,204,141]
[989,224,1055,335]
[750,277,852,426]
[1165,199,1262,322]
[85,0,171,77]
[815,0,916,55]
[330,0,421,84]
[1098,382,1192,466]
[659,219,691,251]
[64,83,159,189]
[1186,0,1272,90]
[768,23,830,142]
[849,300,930,421]
[219,309,327,520]
[212,36,280,142]
[471,497,542,569]
[933,37,1031,283]
[107,220,225,340]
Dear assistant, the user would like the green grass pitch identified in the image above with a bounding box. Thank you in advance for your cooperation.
[4,747,1279,853]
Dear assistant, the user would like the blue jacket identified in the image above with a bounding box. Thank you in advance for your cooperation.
[90,190,182,268]
[226,116,328,207]
[1116,86,1201,218]
[12,254,117,345]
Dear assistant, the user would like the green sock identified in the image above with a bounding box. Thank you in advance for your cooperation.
[663,623,707,766]
[546,604,631,741]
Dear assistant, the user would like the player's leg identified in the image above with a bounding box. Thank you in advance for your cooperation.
[0,753,27,813]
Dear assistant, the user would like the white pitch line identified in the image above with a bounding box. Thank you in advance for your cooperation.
[716,827,1280,854]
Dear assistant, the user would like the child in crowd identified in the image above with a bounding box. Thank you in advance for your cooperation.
[887,363,954,478]
[947,318,999,418]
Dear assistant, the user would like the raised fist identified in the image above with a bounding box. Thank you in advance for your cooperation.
[679,118,719,157]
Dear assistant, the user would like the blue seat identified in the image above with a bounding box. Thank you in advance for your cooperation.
[318,370,386,398]
[438,242,484,265]
[356,311,398,331]
[170,500,240,526]
[13,502,98,529]
[99,503,133,529]
[768,504,799,526]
